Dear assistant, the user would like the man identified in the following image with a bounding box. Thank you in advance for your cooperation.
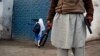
[47,0,94,56]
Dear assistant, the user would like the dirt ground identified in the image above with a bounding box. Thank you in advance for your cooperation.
[0,39,100,56]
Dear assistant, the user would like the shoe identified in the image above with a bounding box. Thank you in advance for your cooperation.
[37,40,40,47]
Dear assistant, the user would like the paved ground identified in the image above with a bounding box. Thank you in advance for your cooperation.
[86,39,100,56]
[0,39,100,56]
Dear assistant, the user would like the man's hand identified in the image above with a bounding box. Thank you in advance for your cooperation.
[47,21,52,30]
[85,15,93,26]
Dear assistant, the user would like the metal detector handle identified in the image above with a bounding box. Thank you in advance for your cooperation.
[84,18,92,34]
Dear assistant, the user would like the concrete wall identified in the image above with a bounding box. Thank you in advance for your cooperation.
[0,1,3,20]
[1,0,14,39]
[0,1,3,38]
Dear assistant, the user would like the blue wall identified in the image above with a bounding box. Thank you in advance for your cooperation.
[12,0,50,40]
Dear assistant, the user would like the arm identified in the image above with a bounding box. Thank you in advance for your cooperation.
[83,0,94,17]
[83,0,94,26]
[47,0,58,23]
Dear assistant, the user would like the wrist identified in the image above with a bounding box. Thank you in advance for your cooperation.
[86,13,93,18]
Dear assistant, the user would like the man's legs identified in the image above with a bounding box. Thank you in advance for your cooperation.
[72,47,85,56]
[57,48,69,56]
[57,47,85,56]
